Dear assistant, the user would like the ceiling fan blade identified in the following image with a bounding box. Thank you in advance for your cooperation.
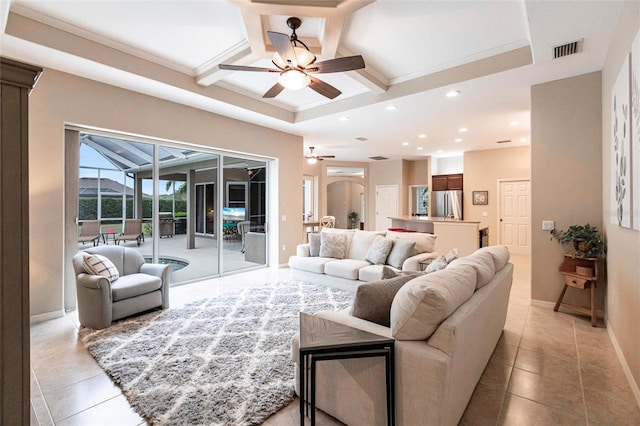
[318,155,336,159]
[263,82,285,98]
[308,76,341,99]
[307,55,365,73]
[219,64,280,73]
[267,31,298,68]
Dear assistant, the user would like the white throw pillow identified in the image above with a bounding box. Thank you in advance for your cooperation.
[386,240,416,269]
[82,252,120,283]
[366,236,394,265]
[308,233,321,257]
[390,264,476,340]
[348,230,383,260]
[319,232,348,259]
[385,230,437,254]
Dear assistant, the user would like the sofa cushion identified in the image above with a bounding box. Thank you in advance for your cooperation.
[351,274,418,326]
[347,230,384,260]
[82,252,120,283]
[366,236,394,265]
[288,256,336,274]
[324,259,371,280]
[386,239,416,269]
[390,264,476,340]
[448,251,496,289]
[308,233,321,257]
[358,264,399,282]
[474,245,510,271]
[111,273,162,302]
[385,230,437,254]
[320,232,348,259]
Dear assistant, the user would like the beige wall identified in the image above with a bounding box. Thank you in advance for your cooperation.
[464,146,530,246]
[601,1,640,398]
[29,68,302,318]
[531,72,603,308]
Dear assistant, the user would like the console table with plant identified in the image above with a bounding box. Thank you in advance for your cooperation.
[550,224,604,327]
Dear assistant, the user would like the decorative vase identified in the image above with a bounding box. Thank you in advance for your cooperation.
[573,238,593,255]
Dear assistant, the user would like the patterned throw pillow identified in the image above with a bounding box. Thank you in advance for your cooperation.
[366,236,394,265]
[82,253,120,283]
[425,255,448,273]
[319,232,348,259]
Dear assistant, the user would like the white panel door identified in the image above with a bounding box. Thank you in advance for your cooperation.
[375,185,398,231]
[500,180,531,255]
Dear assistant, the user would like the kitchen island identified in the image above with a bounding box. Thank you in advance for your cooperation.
[389,216,482,256]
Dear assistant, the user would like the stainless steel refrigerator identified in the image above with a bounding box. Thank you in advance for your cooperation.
[433,190,463,219]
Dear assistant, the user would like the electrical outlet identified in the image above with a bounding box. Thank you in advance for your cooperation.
[282,244,286,251]
[542,220,555,231]
[281,215,287,221]
[482,211,488,217]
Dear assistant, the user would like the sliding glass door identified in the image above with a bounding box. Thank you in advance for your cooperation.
[79,132,270,284]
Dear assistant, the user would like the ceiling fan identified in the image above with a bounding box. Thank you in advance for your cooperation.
[306,146,335,164]
[218,17,365,99]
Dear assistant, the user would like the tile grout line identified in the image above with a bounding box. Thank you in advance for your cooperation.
[573,318,590,426]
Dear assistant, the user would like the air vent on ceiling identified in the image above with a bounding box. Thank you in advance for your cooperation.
[356,137,368,142]
[553,39,583,59]
[496,140,512,144]
[369,156,389,161]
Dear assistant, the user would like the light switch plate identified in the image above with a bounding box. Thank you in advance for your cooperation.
[542,220,555,231]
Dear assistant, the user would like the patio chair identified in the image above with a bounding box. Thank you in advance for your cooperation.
[237,220,251,252]
[78,220,101,246]
[72,246,170,329]
[115,219,144,246]
[320,215,335,229]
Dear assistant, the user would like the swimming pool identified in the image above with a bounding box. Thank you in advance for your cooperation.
[144,257,189,271]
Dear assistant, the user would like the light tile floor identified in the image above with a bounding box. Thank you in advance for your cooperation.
[31,255,640,425]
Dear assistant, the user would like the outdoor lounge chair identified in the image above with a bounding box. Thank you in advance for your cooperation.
[115,219,144,246]
[78,220,101,246]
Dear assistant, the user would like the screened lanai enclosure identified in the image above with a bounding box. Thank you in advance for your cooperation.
[78,133,268,283]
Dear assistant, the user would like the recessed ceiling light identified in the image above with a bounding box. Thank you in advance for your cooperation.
[520,138,528,142]
[339,116,350,121]
[459,127,468,132]
[418,133,427,139]
[401,142,409,146]
[417,147,424,151]
[356,137,368,142]
[437,150,444,153]
[446,90,460,98]
[509,121,518,126]
[454,138,463,142]
[385,105,397,111]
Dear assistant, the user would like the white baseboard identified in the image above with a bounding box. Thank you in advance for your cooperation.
[606,320,640,408]
[530,299,605,318]
[30,310,64,324]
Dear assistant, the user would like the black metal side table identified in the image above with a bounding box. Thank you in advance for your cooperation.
[298,312,395,426]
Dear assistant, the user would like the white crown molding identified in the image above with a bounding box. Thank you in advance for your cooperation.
[9,2,195,76]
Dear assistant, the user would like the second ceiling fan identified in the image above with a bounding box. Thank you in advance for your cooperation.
[219,17,365,99]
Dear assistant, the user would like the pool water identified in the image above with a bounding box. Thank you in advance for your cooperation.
[144,257,189,271]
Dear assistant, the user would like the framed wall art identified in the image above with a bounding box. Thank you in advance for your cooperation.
[473,191,488,205]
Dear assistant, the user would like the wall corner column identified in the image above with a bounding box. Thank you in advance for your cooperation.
[0,57,42,426]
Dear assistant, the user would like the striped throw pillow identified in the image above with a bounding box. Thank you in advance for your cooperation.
[82,253,119,283]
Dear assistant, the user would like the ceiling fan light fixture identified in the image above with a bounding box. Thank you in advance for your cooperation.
[278,69,311,90]
[306,156,318,165]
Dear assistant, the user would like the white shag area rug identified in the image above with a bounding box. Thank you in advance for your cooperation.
[79,280,353,425]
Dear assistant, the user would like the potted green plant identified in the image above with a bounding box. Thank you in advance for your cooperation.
[550,223,604,258]
[348,211,359,229]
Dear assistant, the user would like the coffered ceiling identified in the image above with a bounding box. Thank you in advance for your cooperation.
[0,1,624,161]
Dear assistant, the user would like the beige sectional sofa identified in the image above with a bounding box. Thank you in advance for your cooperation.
[291,245,513,425]
[289,229,440,288]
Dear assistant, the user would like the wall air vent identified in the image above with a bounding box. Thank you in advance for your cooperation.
[356,137,368,142]
[496,140,512,144]
[369,156,388,161]
[553,39,583,59]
